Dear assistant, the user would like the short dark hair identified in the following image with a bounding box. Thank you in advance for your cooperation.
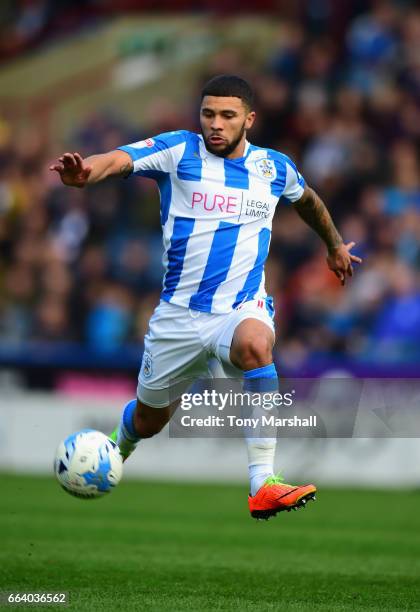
[201,75,254,110]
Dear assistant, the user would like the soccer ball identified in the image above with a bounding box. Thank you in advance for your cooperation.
[54,429,123,499]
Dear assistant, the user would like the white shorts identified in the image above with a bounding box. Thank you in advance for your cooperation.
[137,297,275,408]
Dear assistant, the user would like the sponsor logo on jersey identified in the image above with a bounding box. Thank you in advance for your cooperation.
[244,199,271,219]
[145,138,155,147]
[255,158,276,180]
[191,191,238,213]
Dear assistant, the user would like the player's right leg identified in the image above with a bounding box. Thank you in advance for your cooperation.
[110,300,211,460]
[109,397,179,461]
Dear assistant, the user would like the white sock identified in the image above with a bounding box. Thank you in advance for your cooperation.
[242,365,278,496]
[246,438,276,496]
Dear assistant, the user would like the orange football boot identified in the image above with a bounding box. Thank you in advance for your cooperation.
[249,474,317,520]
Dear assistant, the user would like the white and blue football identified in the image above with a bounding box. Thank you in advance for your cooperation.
[54,429,123,499]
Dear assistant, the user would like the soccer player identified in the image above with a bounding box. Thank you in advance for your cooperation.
[50,75,361,519]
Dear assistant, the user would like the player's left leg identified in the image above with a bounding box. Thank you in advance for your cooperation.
[230,318,316,518]
[229,317,278,494]
[213,300,316,519]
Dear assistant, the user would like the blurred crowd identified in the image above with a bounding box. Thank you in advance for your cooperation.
[0,0,419,369]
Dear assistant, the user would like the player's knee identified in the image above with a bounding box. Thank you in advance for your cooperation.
[234,335,273,371]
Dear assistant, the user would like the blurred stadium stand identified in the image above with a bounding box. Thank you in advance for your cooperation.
[0,1,419,391]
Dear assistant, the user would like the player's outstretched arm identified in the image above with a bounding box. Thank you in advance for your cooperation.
[49,150,133,188]
[293,186,362,285]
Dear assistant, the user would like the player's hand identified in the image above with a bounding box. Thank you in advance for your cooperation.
[49,152,92,188]
[326,241,362,286]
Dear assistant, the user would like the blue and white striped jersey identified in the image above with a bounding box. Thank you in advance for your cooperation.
[118,130,305,314]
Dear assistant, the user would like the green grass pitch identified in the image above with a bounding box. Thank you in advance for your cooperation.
[1,474,420,611]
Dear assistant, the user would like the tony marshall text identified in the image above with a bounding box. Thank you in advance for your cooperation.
[180,415,317,428]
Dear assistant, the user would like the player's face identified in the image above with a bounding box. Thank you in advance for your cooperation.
[200,96,255,159]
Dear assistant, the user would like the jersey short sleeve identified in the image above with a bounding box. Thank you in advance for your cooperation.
[117,130,188,176]
[281,155,306,203]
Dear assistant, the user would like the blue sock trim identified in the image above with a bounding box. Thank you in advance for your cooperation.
[243,363,278,392]
[122,399,139,439]
[243,364,277,379]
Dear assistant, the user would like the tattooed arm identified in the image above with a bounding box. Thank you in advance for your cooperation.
[49,150,133,188]
[293,186,343,250]
[293,186,362,285]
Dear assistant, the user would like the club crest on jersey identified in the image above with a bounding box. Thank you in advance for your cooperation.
[142,352,153,379]
[255,158,276,180]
